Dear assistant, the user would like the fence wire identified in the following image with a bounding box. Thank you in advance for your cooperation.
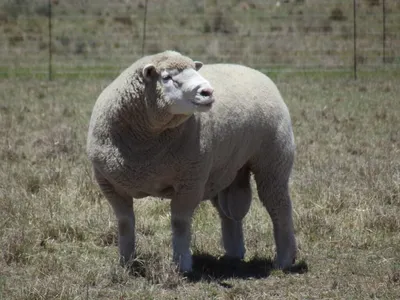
[0,0,399,79]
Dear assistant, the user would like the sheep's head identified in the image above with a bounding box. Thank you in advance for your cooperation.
[142,52,214,115]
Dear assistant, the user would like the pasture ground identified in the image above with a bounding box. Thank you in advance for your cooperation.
[0,70,399,299]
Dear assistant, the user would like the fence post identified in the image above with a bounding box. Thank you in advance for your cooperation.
[382,0,386,63]
[353,0,357,80]
[48,0,52,81]
[141,0,148,56]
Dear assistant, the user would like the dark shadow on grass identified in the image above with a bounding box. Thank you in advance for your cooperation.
[125,252,308,288]
[186,253,308,285]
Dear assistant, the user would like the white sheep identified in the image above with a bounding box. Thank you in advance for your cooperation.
[86,50,297,273]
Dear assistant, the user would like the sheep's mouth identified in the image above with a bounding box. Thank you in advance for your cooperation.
[192,98,214,107]
[194,102,213,108]
[193,99,214,112]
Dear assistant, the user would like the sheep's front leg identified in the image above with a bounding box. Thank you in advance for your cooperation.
[170,189,202,273]
[94,170,135,266]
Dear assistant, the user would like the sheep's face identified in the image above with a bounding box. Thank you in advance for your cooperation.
[143,62,214,115]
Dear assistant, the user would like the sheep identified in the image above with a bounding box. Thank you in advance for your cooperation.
[86,50,297,273]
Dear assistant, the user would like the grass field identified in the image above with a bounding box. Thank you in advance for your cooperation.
[0,69,399,299]
[1,0,400,298]
[1,0,400,74]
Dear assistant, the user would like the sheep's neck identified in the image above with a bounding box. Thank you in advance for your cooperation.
[117,99,189,144]
[113,79,191,145]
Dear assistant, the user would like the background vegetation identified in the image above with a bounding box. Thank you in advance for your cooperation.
[0,0,399,77]
[0,0,399,299]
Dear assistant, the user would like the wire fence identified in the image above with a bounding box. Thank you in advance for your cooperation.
[0,0,399,80]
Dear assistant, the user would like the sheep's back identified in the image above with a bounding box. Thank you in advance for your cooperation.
[196,64,293,196]
[198,63,291,146]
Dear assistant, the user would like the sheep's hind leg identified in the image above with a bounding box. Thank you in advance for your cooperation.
[252,162,297,270]
[211,167,252,259]
[94,169,135,267]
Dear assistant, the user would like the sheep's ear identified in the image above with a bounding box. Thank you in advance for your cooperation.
[142,64,157,81]
[194,61,203,71]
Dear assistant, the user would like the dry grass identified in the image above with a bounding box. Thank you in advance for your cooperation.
[1,0,399,75]
[1,1,399,299]
[0,71,399,299]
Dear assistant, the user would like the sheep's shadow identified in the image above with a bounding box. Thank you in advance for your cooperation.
[186,253,308,284]
[128,252,308,288]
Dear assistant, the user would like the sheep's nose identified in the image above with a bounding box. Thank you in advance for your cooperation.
[199,87,214,97]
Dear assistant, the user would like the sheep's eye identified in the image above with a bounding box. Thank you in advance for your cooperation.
[162,75,172,82]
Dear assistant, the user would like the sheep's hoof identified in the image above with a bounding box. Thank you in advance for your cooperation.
[173,253,193,273]
[272,249,297,270]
